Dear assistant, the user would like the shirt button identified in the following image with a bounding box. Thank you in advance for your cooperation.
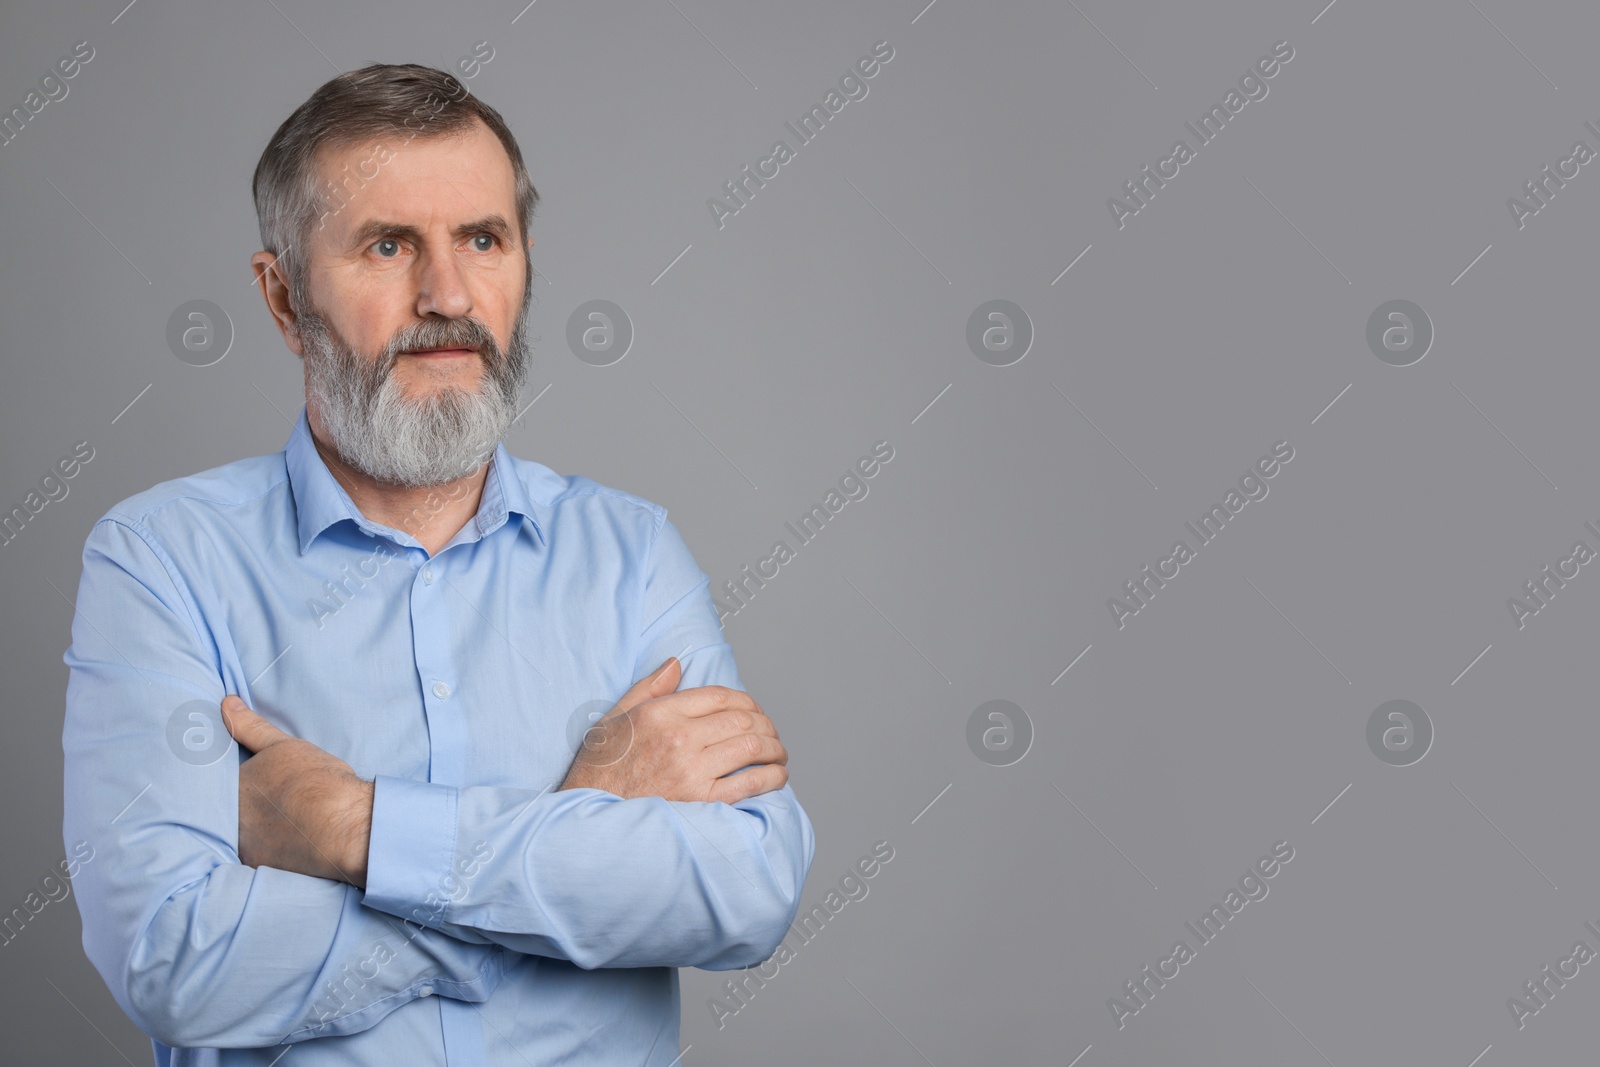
[422,566,435,584]
[432,681,451,699]
[418,985,434,998]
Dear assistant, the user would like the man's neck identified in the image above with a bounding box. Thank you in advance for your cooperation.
[306,411,491,557]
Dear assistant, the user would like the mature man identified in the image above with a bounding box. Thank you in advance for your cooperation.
[61,63,812,1065]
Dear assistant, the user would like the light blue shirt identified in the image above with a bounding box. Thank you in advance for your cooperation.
[61,409,814,1065]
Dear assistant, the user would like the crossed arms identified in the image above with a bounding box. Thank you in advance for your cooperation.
[61,516,814,1049]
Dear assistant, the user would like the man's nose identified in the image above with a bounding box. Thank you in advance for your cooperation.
[414,248,473,320]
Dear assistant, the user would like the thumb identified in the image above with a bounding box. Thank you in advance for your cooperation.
[614,657,681,713]
[221,695,291,754]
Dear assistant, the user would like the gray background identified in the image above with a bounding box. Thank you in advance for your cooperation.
[1,0,1595,1063]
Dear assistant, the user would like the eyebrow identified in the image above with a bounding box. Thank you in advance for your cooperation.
[346,214,515,250]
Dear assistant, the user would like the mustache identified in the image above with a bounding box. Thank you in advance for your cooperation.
[379,317,502,370]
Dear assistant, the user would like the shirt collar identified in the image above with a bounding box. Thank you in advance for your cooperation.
[284,407,542,555]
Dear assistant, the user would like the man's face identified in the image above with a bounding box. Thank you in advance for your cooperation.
[293,119,532,487]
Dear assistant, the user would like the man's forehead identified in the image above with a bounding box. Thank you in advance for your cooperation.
[313,123,517,237]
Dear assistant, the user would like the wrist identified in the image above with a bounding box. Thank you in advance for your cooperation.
[341,777,375,888]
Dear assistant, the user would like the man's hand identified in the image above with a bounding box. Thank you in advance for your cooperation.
[560,658,789,803]
[221,696,373,888]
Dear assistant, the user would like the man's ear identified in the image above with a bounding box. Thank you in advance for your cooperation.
[249,250,305,356]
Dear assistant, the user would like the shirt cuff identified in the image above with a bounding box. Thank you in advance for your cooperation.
[361,774,459,928]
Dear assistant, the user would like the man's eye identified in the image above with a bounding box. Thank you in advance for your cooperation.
[374,239,401,257]
[471,234,495,252]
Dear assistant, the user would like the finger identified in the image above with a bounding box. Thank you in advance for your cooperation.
[707,763,788,805]
[609,657,682,717]
[701,734,788,780]
[691,706,779,748]
[220,696,292,753]
[652,685,764,720]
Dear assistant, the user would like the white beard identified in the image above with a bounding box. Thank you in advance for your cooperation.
[298,306,530,488]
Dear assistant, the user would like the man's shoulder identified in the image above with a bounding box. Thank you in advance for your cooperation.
[93,451,288,535]
[499,452,667,529]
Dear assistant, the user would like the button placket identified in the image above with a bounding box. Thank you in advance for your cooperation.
[409,555,464,782]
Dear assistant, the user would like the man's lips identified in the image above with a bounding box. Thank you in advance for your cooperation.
[403,346,479,358]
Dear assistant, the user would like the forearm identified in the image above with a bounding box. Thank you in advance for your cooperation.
[361,775,814,969]
[119,865,507,1047]
[65,715,508,1049]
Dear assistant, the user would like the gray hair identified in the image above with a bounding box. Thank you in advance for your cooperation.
[252,63,539,313]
